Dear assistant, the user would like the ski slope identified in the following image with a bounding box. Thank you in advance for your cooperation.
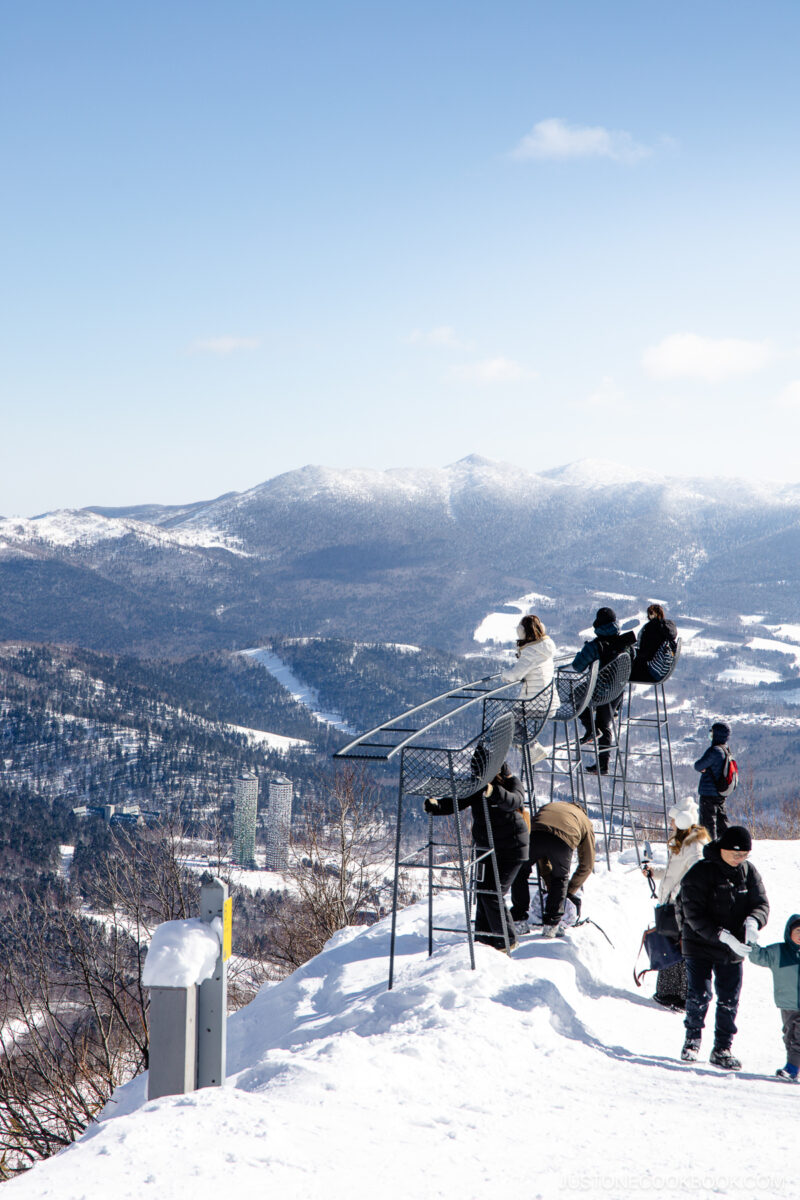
[8,842,799,1200]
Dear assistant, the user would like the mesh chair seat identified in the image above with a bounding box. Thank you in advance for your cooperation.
[589,653,632,708]
[482,681,555,747]
[402,712,515,799]
[551,662,598,722]
[643,637,682,684]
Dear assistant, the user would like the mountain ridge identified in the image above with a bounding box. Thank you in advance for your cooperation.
[3,456,800,656]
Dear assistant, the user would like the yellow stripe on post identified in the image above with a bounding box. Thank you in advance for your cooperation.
[222,896,233,961]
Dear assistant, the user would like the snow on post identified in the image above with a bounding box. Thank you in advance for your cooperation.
[142,918,222,989]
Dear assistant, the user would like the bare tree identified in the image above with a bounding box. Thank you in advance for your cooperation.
[270,766,394,969]
[0,819,197,1178]
[730,771,800,839]
[0,899,143,1175]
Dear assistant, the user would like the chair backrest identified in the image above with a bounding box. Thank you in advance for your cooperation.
[590,651,632,707]
[648,637,682,683]
[471,711,515,787]
[551,661,599,722]
[482,680,555,746]
[401,711,514,799]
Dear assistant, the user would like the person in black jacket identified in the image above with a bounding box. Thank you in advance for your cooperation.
[677,825,769,1070]
[571,607,636,774]
[694,720,733,839]
[630,603,678,683]
[425,760,527,952]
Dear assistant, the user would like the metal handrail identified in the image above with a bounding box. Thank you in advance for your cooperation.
[334,673,520,760]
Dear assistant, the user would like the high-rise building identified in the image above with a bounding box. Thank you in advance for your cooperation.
[232,772,258,869]
[264,774,293,869]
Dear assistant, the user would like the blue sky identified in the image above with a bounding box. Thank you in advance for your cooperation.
[2,1,799,513]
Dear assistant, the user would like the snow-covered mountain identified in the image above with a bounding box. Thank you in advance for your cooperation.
[7,840,799,1200]
[4,456,800,654]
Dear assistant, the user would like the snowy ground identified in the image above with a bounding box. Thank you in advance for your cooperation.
[8,841,800,1200]
[222,721,309,753]
[181,849,294,896]
[473,591,557,644]
[239,647,356,733]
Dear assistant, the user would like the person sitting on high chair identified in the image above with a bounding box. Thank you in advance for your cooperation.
[500,614,557,765]
[571,606,635,775]
[630,603,678,683]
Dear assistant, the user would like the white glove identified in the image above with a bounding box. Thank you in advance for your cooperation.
[719,929,751,956]
[744,917,760,945]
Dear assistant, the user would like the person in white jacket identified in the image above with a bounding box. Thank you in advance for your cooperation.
[500,615,557,766]
[643,797,710,1010]
[501,615,557,699]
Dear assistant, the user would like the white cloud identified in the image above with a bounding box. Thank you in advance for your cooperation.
[406,325,468,349]
[775,380,800,409]
[642,333,773,383]
[191,336,261,355]
[584,376,626,409]
[450,357,536,384]
[511,117,651,164]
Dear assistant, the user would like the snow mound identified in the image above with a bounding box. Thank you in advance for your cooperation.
[8,843,800,1200]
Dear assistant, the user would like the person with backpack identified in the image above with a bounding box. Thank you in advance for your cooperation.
[571,606,636,775]
[677,825,769,1070]
[723,914,800,1082]
[694,720,737,839]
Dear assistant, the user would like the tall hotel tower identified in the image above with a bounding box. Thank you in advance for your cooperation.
[264,774,293,869]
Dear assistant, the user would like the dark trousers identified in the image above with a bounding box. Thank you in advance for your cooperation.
[578,694,623,771]
[684,957,743,1049]
[698,797,728,841]
[474,848,525,948]
[781,1009,800,1068]
[510,830,573,925]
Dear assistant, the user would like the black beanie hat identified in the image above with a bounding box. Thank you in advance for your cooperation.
[594,606,617,627]
[718,825,752,852]
[711,721,731,741]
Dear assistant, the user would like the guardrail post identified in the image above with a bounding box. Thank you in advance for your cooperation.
[147,985,198,1100]
[197,873,230,1089]
[144,874,232,1100]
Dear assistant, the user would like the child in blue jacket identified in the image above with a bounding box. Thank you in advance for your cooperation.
[725,914,800,1081]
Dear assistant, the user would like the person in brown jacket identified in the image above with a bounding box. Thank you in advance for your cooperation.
[511,799,595,937]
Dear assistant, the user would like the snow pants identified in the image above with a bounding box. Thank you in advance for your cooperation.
[698,796,728,841]
[510,830,573,925]
[781,1009,800,1068]
[474,847,525,949]
[684,957,743,1050]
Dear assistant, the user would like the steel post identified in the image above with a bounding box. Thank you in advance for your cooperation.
[197,873,228,1089]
